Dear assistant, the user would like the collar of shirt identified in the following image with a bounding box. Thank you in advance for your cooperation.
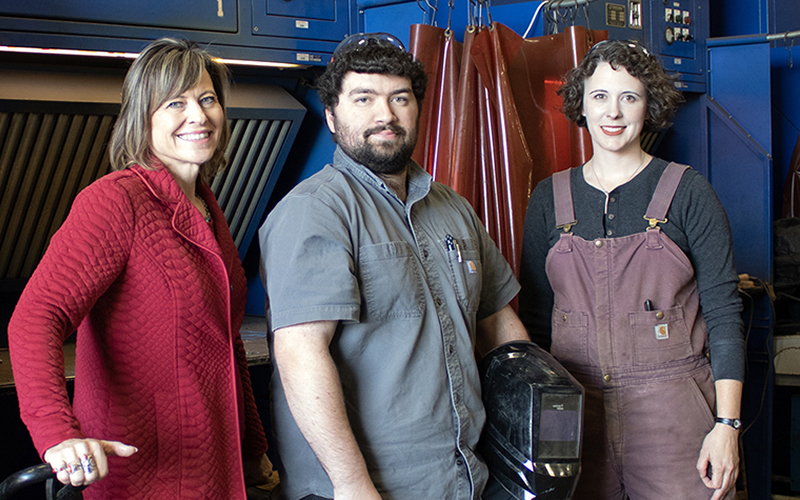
[332,146,432,207]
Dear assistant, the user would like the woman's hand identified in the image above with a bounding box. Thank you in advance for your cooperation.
[44,438,138,487]
[696,423,739,500]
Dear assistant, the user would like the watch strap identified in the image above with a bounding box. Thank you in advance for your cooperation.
[714,417,741,430]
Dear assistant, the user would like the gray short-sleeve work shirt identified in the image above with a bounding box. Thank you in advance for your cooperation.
[260,147,520,500]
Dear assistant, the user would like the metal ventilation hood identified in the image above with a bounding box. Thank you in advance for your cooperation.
[0,66,306,286]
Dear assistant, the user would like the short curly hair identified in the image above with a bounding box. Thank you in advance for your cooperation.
[558,40,684,132]
[316,37,427,111]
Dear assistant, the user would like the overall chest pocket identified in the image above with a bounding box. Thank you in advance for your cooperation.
[442,236,482,313]
[629,305,695,366]
[551,307,590,366]
[359,241,424,321]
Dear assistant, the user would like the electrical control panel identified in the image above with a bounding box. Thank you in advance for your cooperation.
[547,0,709,92]
[651,0,707,90]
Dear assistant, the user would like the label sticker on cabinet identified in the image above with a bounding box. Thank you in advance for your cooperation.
[606,4,626,28]
[296,20,309,29]
[297,53,322,62]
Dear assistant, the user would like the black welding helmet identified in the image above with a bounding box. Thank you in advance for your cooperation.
[478,341,584,500]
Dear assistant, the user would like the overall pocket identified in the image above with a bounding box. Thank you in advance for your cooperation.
[551,306,590,366]
[629,305,694,366]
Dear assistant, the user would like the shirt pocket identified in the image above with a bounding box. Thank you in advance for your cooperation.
[629,305,694,366]
[442,236,482,313]
[359,241,424,321]
[551,306,589,366]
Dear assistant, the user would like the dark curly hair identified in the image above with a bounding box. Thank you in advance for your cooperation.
[317,37,427,111]
[558,40,684,132]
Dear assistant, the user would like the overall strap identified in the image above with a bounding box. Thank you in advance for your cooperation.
[553,169,577,232]
[644,162,690,228]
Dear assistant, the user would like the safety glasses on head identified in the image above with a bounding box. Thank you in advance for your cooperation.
[588,38,652,58]
[333,32,406,58]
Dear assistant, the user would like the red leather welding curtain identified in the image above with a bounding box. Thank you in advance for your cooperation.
[409,24,462,184]
[411,23,604,276]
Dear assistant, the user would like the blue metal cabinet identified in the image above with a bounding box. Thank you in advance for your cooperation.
[706,36,775,500]
[252,0,351,43]
[0,0,357,65]
[0,0,238,32]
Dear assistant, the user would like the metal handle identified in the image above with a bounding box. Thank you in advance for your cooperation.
[0,463,83,500]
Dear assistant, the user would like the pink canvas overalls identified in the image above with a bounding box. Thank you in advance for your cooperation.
[547,163,728,499]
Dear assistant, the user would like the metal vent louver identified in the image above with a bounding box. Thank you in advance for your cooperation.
[0,105,116,282]
[0,86,305,284]
[213,117,293,250]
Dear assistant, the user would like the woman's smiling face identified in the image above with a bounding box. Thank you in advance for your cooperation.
[150,69,224,172]
[582,61,648,155]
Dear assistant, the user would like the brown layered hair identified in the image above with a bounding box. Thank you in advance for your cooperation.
[109,37,231,184]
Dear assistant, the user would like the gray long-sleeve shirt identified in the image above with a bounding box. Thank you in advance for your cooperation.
[519,157,745,382]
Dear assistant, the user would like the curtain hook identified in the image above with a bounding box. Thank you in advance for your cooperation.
[415,0,428,24]
[426,0,439,26]
[582,3,592,30]
[785,32,794,69]
[446,0,455,32]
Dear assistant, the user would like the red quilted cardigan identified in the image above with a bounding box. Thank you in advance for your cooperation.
[8,164,267,499]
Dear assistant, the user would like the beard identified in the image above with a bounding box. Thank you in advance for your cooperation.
[334,122,418,176]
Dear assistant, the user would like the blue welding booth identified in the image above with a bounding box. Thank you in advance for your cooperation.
[1,0,800,498]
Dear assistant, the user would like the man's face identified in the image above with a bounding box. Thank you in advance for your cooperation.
[325,72,419,175]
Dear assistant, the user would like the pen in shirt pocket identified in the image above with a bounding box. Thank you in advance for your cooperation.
[445,234,462,262]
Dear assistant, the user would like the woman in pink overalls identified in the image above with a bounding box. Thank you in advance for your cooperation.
[518,40,744,500]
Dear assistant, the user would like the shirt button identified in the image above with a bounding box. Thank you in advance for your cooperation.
[448,345,454,354]
[422,249,428,259]
[608,213,615,220]
[435,298,443,307]
[456,460,464,466]
[562,314,568,322]
[610,197,616,203]
[595,240,603,248]
[603,374,611,382]
[656,311,664,320]
[606,230,613,236]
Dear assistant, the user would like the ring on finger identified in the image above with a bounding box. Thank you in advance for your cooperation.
[80,454,96,475]
[67,462,82,474]
[52,463,68,474]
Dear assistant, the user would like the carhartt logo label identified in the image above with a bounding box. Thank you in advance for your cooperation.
[466,261,477,274]
[655,324,669,340]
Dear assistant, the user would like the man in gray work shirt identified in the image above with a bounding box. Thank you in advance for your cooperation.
[259,32,530,500]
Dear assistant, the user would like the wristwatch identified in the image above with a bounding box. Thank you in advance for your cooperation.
[714,417,742,430]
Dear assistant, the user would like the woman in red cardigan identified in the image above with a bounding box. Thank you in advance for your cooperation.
[8,38,276,499]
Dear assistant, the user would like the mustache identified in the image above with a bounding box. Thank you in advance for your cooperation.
[363,124,406,139]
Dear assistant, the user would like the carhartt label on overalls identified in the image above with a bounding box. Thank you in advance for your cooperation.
[655,323,669,340]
